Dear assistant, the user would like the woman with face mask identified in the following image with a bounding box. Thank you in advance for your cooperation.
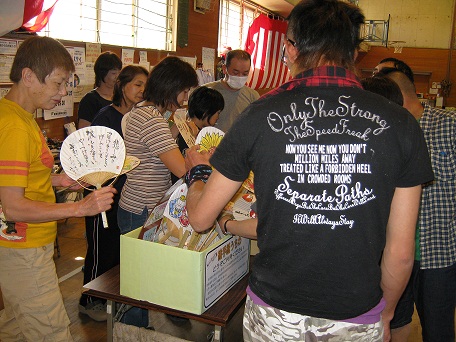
[203,49,259,132]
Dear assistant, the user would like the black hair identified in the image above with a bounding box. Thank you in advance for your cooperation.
[361,75,404,106]
[287,0,364,72]
[188,86,225,122]
[112,65,149,107]
[94,51,122,87]
[225,50,251,67]
[378,58,414,83]
[377,67,417,95]
[143,56,198,109]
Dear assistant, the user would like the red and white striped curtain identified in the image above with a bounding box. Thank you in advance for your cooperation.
[244,14,291,90]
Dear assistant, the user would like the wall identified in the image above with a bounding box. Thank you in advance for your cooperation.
[356,1,456,107]
[1,0,220,141]
[358,0,454,49]
[356,46,449,97]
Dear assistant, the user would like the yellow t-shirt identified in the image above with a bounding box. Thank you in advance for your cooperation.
[0,98,56,248]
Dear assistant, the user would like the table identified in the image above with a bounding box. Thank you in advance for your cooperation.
[83,265,249,342]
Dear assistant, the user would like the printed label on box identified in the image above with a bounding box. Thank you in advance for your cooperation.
[204,236,250,308]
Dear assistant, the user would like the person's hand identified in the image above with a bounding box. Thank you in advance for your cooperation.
[53,173,91,190]
[208,147,216,156]
[184,145,211,170]
[77,186,116,216]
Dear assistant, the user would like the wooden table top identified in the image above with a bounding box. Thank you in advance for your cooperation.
[83,265,249,327]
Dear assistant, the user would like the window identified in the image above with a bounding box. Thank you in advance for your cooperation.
[39,0,175,50]
[218,0,280,55]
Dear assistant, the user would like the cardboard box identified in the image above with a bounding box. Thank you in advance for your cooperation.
[120,228,250,315]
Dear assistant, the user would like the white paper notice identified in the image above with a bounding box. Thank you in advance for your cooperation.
[0,55,14,83]
[85,43,101,63]
[139,51,147,62]
[122,49,135,65]
[202,47,215,73]
[0,39,18,55]
[204,236,250,309]
[73,47,87,102]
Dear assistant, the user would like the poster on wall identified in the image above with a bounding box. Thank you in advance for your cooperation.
[72,47,93,102]
[0,39,18,84]
[202,47,215,74]
[0,55,14,83]
[0,39,18,55]
[73,47,87,102]
[139,50,150,71]
[85,42,101,63]
[85,62,95,88]
[122,49,134,66]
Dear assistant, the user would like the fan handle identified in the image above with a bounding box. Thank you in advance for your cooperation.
[101,211,109,228]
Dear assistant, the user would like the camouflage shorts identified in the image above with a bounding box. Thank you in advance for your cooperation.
[243,295,384,342]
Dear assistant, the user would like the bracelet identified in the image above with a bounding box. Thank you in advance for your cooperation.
[222,218,235,235]
[185,164,212,188]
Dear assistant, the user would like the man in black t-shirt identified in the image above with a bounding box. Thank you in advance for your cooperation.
[185,1,433,341]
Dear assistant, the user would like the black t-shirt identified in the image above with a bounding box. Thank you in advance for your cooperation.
[92,105,124,139]
[210,77,433,319]
[78,89,112,124]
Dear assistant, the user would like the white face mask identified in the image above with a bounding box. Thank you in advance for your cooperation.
[226,73,248,90]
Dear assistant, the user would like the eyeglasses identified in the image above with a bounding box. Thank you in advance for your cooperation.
[281,38,296,65]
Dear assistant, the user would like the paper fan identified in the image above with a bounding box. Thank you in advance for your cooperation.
[121,155,140,175]
[163,182,191,233]
[60,126,126,228]
[142,179,184,230]
[195,127,224,152]
[242,171,254,193]
[233,193,257,221]
[173,108,196,148]
[55,155,139,194]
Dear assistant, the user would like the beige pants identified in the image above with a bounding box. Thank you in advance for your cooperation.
[0,243,72,341]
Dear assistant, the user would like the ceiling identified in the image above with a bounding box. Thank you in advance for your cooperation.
[249,0,299,18]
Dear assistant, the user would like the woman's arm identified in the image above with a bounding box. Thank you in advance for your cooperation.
[0,186,116,223]
[159,148,187,178]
